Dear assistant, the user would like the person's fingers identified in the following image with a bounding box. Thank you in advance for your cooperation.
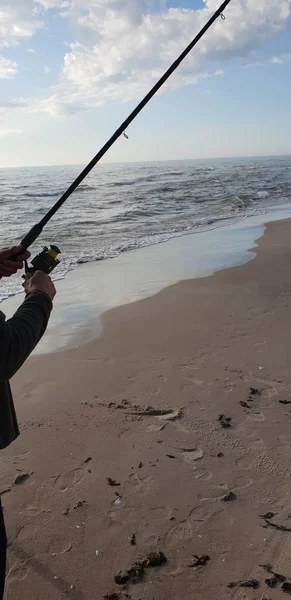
[0,245,23,260]
[0,266,16,277]
[19,251,31,261]
[23,274,32,284]
[3,259,23,270]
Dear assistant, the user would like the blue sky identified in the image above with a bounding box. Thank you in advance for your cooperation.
[0,0,291,167]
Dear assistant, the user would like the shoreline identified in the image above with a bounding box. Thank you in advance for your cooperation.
[2,216,291,598]
[3,203,291,355]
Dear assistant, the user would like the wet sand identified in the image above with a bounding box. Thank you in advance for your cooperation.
[2,218,291,599]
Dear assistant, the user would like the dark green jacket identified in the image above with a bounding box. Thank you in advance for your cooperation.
[0,292,52,449]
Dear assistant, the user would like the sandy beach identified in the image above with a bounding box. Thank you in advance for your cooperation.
[2,217,291,599]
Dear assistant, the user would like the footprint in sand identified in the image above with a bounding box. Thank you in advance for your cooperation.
[12,450,31,464]
[26,464,87,513]
[124,473,153,496]
[164,518,194,574]
[6,559,32,585]
[118,429,135,441]
[150,506,172,522]
[193,468,212,481]
[164,518,193,549]
[189,504,213,529]
[106,505,141,524]
[147,423,165,433]
[235,439,265,470]
[175,446,212,480]
[15,521,36,544]
[47,539,72,556]
[235,454,256,470]
[137,533,161,555]
[202,509,234,553]
[261,387,278,407]
[200,474,252,502]
[199,484,229,501]
[181,448,204,463]
[230,475,253,490]
[53,467,86,493]
[248,411,265,422]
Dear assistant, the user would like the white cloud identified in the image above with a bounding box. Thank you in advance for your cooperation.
[272,56,284,64]
[37,0,71,8]
[44,65,52,73]
[0,129,22,138]
[0,56,18,79]
[2,0,291,116]
[241,61,263,68]
[215,68,224,76]
[27,47,36,53]
[0,3,43,48]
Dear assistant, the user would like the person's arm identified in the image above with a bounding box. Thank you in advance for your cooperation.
[0,293,52,381]
[0,271,56,382]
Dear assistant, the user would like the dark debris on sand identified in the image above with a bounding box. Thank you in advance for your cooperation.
[240,401,250,409]
[260,563,284,577]
[107,478,121,487]
[14,472,32,485]
[104,593,131,600]
[73,500,87,510]
[260,564,289,590]
[228,579,259,589]
[282,582,291,594]
[263,519,291,532]
[249,387,261,399]
[115,552,167,586]
[218,414,232,428]
[222,491,236,502]
[265,576,282,588]
[188,555,210,568]
[260,512,276,520]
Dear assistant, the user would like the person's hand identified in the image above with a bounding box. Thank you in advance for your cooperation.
[23,271,56,302]
[0,245,31,278]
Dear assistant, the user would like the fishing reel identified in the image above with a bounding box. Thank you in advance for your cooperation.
[25,245,61,275]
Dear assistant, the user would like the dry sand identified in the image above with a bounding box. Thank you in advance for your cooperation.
[2,219,291,600]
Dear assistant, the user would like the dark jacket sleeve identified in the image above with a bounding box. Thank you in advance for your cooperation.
[0,292,52,382]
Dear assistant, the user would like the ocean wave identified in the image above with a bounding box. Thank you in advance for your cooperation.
[107,173,184,188]
[1,157,291,302]
[110,180,136,187]
[156,185,176,193]
[23,191,60,198]
[256,191,269,199]
[222,194,247,211]
[77,184,97,192]
[164,171,184,177]
[74,214,247,267]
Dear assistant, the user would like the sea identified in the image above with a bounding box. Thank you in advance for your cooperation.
[0,155,291,302]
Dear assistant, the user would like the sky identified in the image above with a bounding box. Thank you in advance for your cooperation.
[0,0,291,167]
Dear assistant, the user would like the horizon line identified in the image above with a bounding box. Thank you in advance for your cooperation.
[1,152,291,170]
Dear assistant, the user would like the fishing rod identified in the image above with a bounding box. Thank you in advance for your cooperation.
[17,0,232,275]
